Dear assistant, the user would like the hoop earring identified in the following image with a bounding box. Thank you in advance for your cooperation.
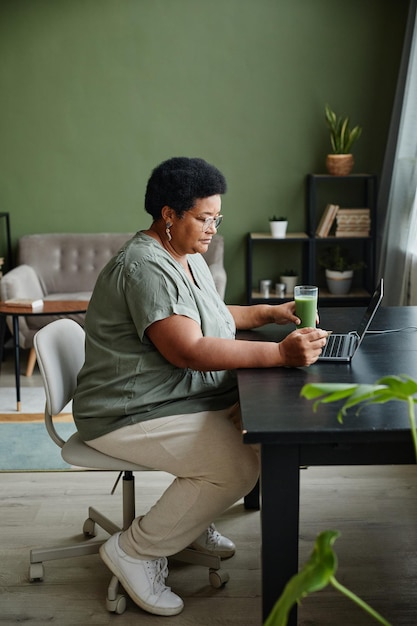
[165,222,172,241]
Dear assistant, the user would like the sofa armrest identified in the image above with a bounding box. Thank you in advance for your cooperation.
[206,263,227,300]
[201,234,227,300]
[0,265,46,349]
[0,264,45,301]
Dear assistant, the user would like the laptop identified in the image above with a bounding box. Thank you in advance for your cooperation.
[318,278,384,362]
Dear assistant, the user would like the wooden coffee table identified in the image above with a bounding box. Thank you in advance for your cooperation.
[0,300,89,411]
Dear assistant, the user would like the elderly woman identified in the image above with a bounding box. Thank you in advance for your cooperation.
[73,157,327,617]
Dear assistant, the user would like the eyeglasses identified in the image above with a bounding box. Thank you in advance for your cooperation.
[195,214,224,232]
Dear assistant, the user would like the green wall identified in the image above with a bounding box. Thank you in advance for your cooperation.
[0,0,409,303]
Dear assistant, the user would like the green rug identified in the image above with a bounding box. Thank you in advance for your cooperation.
[0,422,77,470]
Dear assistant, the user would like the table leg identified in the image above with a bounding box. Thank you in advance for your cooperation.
[12,315,21,411]
[260,444,300,625]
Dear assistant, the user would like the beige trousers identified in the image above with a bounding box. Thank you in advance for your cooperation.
[87,404,259,559]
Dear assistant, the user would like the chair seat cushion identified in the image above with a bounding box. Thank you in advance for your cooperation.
[62,432,149,472]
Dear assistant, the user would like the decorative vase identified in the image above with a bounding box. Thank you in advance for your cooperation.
[270,220,288,238]
[325,269,353,295]
[325,154,354,176]
[280,275,298,296]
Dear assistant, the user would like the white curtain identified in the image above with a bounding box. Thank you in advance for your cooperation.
[406,188,417,304]
[379,0,417,305]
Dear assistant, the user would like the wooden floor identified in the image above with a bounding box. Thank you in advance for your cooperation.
[2,466,417,625]
[1,348,417,624]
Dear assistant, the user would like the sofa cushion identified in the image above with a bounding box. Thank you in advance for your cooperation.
[19,233,133,295]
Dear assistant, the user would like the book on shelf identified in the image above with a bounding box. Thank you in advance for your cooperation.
[3,298,44,310]
[336,208,370,214]
[335,208,371,237]
[315,203,339,237]
[335,230,370,237]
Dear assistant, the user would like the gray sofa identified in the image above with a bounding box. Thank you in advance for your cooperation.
[0,232,226,373]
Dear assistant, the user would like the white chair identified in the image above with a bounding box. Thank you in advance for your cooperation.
[29,318,228,615]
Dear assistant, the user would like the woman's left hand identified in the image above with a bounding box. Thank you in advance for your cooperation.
[228,301,319,331]
[269,301,320,327]
[269,301,299,325]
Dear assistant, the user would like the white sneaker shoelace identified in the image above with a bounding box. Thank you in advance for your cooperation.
[205,523,222,548]
[146,556,170,595]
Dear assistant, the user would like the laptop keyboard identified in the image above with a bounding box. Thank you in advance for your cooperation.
[322,333,346,358]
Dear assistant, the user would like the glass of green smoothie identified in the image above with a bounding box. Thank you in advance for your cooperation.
[294,285,318,328]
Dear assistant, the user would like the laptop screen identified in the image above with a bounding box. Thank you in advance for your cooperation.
[355,278,384,346]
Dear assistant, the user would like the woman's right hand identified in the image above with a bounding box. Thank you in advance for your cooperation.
[277,327,328,367]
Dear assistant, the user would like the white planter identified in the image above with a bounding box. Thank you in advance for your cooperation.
[325,269,353,295]
[270,221,288,238]
[280,275,298,296]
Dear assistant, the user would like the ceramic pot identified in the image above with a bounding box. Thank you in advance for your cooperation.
[325,269,353,295]
[270,220,288,238]
[280,275,298,296]
[325,154,354,176]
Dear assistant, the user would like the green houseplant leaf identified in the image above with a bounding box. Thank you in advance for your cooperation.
[325,104,362,154]
[264,530,339,626]
[301,374,417,458]
[318,245,366,272]
[264,530,391,626]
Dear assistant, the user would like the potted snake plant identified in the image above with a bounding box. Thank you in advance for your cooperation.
[324,104,362,176]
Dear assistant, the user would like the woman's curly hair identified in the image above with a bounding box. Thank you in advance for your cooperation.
[145,157,227,219]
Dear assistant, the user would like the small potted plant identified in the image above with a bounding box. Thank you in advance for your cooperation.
[279,269,298,295]
[319,245,365,295]
[269,215,288,238]
[324,104,362,176]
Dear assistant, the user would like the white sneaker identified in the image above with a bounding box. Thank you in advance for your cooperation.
[189,523,236,559]
[99,532,184,616]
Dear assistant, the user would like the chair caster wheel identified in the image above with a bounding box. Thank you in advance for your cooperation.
[209,568,229,588]
[106,593,127,614]
[83,517,96,537]
[29,563,44,582]
[107,575,127,614]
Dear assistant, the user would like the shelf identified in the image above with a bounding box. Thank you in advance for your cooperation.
[315,235,372,241]
[250,232,308,240]
[308,173,376,180]
[250,288,370,303]
[251,290,293,300]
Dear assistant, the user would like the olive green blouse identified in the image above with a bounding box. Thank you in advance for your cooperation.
[73,232,238,441]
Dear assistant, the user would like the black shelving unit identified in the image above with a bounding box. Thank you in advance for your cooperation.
[245,174,377,305]
[0,212,12,274]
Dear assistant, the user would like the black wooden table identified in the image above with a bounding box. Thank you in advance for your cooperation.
[237,306,417,624]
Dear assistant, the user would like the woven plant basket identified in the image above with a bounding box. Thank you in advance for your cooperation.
[325,154,354,176]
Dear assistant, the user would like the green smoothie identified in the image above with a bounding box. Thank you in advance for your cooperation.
[295,295,317,328]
